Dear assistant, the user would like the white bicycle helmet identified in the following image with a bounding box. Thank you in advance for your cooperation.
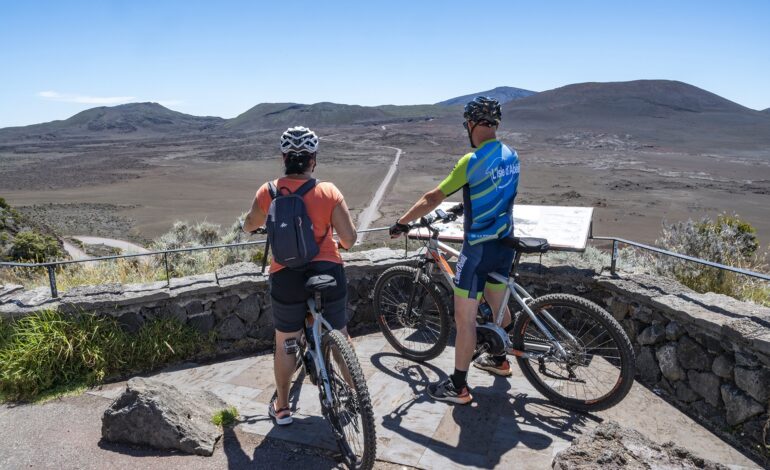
[280,126,319,154]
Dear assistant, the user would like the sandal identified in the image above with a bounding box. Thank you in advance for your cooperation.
[268,398,293,425]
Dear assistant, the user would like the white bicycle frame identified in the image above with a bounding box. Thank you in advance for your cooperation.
[304,296,337,408]
[416,235,577,360]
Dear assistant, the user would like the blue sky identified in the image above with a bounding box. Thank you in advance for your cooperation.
[1,0,768,128]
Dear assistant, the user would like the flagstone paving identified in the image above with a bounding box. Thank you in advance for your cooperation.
[90,331,760,469]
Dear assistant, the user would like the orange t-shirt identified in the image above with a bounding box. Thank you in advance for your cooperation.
[256,177,344,273]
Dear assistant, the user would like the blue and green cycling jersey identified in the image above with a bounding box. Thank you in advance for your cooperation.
[438,139,519,245]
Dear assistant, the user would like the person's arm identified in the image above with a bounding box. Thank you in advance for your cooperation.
[242,191,267,233]
[396,187,446,225]
[396,153,470,225]
[331,199,357,249]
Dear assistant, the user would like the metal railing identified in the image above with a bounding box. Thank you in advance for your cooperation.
[0,226,392,298]
[2,227,768,299]
[591,236,770,282]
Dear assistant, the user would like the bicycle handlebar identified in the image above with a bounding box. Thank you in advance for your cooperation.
[409,203,464,234]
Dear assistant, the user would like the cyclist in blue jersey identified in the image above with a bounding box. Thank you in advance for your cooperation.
[389,97,520,404]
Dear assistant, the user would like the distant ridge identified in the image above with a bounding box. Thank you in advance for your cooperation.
[225,102,451,130]
[436,86,536,106]
[502,79,770,150]
[763,108,770,114]
[0,102,222,139]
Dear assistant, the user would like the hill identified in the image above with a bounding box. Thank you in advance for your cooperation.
[225,102,451,131]
[436,86,536,106]
[0,103,223,140]
[501,80,770,151]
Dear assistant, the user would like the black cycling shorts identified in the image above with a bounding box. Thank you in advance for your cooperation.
[269,261,348,333]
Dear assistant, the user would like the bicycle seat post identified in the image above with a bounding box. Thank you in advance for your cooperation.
[314,291,323,314]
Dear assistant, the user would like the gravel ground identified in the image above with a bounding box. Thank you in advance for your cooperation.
[0,393,409,470]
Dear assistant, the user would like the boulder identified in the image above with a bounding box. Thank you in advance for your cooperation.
[215,315,246,340]
[720,384,765,426]
[213,295,240,319]
[710,354,734,380]
[656,343,685,381]
[733,366,770,403]
[636,346,660,384]
[674,382,700,403]
[102,378,227,456]
[551,421,728,470]
[638,324,665,346]
[687,370,721,407]
[188,311,215,335]
[665,321,685,341]
[234,293,261,324]
[677,336,711,371]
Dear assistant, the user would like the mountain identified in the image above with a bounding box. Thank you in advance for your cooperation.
[0,103,223,140]
[436,86,537,106]
[501,80,770,150]
[226,102,451,131]
[763,108,770,114]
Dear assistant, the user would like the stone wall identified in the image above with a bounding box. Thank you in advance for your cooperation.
[1,248,768,456]
[518,263,770,459]
[0,248,406,356]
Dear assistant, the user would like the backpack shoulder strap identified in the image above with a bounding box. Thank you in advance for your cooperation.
[293,178,317,197]
[267,181,279,199]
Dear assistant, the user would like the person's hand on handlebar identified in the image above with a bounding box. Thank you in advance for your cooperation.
[448,202,464,216]
[248,226,267,235]
[389,221,410,238]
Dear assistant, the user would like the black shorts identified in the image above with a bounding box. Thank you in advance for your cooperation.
[269,261,348,333]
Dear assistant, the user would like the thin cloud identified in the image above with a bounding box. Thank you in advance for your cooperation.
[37,91,136,105]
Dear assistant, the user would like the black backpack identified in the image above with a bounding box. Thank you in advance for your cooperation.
[263,178,322,270]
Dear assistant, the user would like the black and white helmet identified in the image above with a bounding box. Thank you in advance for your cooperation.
[280,126,319,154]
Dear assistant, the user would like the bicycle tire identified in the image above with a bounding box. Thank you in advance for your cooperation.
[511,293,635,412]
[372,265,450,361]
[320,329,377,470]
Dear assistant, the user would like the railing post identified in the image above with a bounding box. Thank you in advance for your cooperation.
[164,252,171,287]
[47,265,58,298]
[610,240,618,275]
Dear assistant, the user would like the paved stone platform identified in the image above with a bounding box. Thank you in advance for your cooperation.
[90,331,759,469]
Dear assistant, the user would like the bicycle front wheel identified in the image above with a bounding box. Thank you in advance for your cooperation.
[321,329,377,470]
[511,294,635,412]
[372,265,450,361]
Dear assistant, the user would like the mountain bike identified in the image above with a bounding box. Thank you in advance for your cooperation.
[278,274,377,469]
[372,206,635,412]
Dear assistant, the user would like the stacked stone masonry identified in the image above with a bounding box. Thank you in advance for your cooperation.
[1,248,768,454]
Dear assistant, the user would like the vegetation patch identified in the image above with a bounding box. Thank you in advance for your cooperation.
[211,406,239,427]
[0,310,213,402]
[656,213,768,305]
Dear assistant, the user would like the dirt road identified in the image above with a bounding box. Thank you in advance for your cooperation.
[355,146,402,243]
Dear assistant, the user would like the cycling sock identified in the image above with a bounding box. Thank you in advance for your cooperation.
[451,369,468,390]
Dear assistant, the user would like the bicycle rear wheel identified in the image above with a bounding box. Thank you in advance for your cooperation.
[372,265,450,361]
[320,330,376,469]
[511,294,635,412]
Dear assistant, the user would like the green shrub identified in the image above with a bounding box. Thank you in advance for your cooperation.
[10,231,63,262]
[656,213,768,301]
[151,219,263,277]
[0,197,9,210]
[0,310,211,402]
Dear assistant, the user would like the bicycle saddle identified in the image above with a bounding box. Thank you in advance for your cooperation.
[502,236,550,254]
[305,275,337,292]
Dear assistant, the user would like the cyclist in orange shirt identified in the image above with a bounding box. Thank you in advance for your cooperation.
[243,126,357,425]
